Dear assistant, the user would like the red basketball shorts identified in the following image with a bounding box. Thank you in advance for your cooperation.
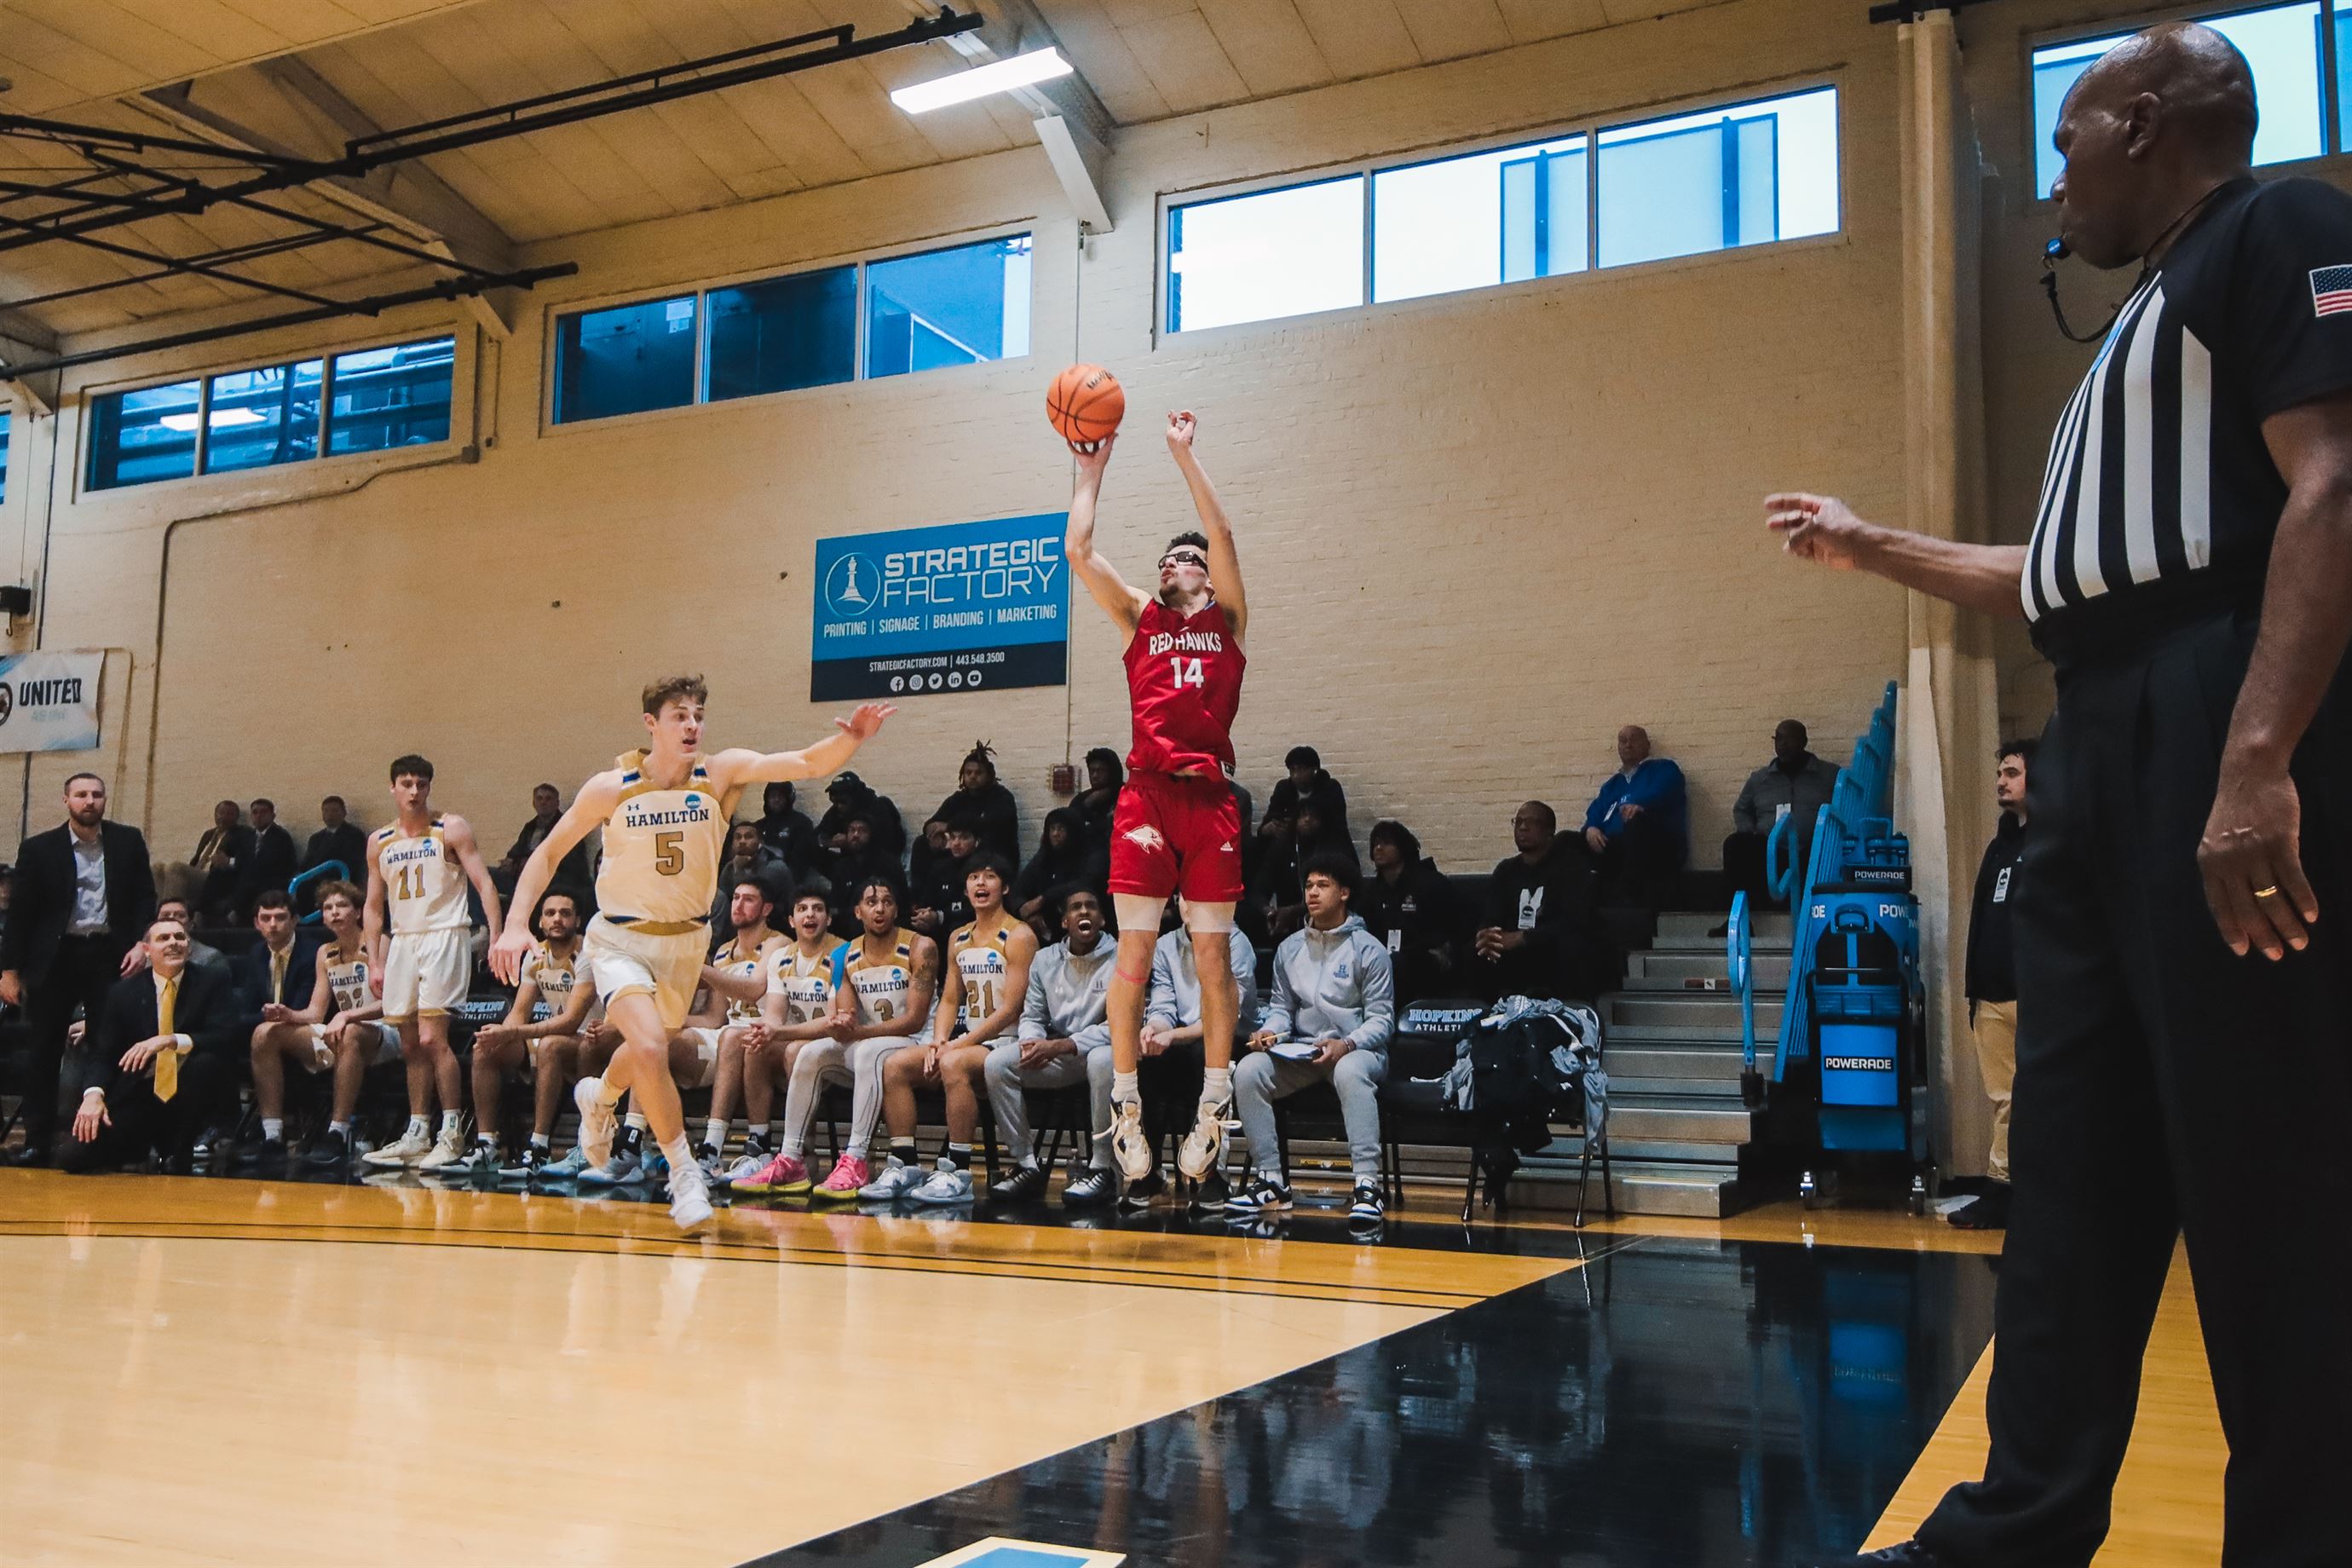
[1107,771,1245,903]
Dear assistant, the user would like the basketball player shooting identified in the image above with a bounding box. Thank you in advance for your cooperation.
[1065,411,1249,1190]
[490,677,895,1231]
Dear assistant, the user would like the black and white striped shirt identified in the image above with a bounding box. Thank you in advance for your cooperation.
[2023,177,2352,626]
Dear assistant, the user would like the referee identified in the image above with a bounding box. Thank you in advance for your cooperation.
[1777,25,2352,1568]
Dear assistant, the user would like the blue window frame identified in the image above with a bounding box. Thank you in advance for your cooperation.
[553,233,1031,426]
[865,236,1032,378]
[204,360,323,473]
[2032,3,2342,198]
[1598,87,1839,269]
[87,380,201,492]
[1166,176,1364,333]
[326,337,455,454]
[554,297,697,424]
[1369,135,1588,306]
[706,266,857,402]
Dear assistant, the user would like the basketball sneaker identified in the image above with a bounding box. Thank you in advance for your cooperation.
[439,1140,501,1179]
[718,1147,774,1187]
[730,1150,811,1196]
[498,1145,554,1180]
[1110,1100,1153,1180]
[1347,1181,1386,1231]
[573,1076,617,1167]
[414,1125,470,1171]
[1225,1173,1292,1214]
[857,1156,927,1201]
[908,1162,974,1206]
[667,1162,714,1233]
[533,1145,589,1182]
[303,1128,349,1171]
[577,1147,646,1187]
[1062,1167,1115,1208]
[361,1127,433,1167]
[1177,1098,1228,1181]
[988,1162,1047,1204]
[811,1152,870,1200]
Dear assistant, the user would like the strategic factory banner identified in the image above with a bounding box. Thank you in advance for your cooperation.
[810,512,1069,701]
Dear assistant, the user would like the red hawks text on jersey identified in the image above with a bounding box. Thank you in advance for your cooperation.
[1123,597,1245,780]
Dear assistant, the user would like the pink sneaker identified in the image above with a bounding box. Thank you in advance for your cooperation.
[812,1152,871,1201]
[732,1150,810,1196]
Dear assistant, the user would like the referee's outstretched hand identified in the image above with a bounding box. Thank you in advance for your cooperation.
[1764,493,1868,571]
[2199,765,2318,960]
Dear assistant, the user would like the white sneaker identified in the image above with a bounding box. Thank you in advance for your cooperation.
[574,1077,616,1168]
[908,1162,974,1206]
[361,1127,433,1167]
[415,1126,470,1171]
[667,1162,714,1232]
[719,1150,770,1186]
[857,1157,927,1201]
[1111,1101,1153,1181]
[1177,1098,1228,1181]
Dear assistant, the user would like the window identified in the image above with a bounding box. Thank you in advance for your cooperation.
[2032,3,2341,198]
[706,267,857,401]
[204,360,322,473]
[1598,87,1839,268]
[0,412,9,508]
[552,233,1031,425]
[1372,135,1587,304]
[88,379,200,491]
[866,236,1032,378]
[327,337,455,454]
[85,332,454,492]
[555,297,697,424]
[1164,84,1839,332]
[1166,176,1364,333]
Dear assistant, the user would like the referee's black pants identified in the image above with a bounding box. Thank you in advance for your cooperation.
[1921,604,2352,1568]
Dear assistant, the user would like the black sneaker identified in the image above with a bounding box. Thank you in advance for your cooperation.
[1062,1167,1116,1208]
[1188,1167,1231,1211]
[1118,1167,1166,1211]
[1946,1187,2010,1230]
[990,1163,1049,1204]
[1347,1181,1386,1230]
[1816,1544,1946,1568]
[1225,1173,1292,1214]
[303,1129,349,1170]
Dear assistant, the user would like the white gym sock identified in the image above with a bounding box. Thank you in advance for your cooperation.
[438,1110,462,1136]
[1201,1066,1232,1107]
[595,1079,625,1110]
[661,1135,699,1185]
[704,1118,728,1152]
[1112,1069,1139,1105]
[403,1115,429,1139]
[261,1117,284,1141]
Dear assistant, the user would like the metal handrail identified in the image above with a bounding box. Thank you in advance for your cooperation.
[289,860,349,924]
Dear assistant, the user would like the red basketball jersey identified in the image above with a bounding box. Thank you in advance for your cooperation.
[1123,597,1245,779]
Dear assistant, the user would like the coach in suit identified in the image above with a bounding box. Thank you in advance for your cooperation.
[237,798,298,918]
[1,772,156,1165]
[62,915,238,1173]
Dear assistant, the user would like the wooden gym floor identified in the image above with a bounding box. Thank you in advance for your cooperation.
[0,1172,2222,1566]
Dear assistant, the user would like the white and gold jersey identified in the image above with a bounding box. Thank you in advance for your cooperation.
[522,940,587,1019]
[839,928,924,1034]
[597,751,732,928]
[950,920,1017,1032]
[767,940,843,1027]
[375,819,470,934]
[708,934,768,1025]
[324,942,373,1015]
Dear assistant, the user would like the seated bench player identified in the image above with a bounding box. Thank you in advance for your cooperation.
[983,886,1119,1209]
[862,853,1034,1206]
[687,877,781,1173]
[799,878,938,1202]
[453,888,595,1179]
[723,890,848,1193]
[241,881,400,1172]
[1229,853,1397,1232]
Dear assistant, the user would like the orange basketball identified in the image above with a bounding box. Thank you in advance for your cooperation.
[1047,364,1125,447]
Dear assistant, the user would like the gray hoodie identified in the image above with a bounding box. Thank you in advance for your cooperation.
[1262,913,1395,1058]
[1144,926,1260,1037]
[1017,937,1116,1052]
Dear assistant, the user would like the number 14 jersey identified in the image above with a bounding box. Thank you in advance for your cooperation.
[1123,597,1244,781]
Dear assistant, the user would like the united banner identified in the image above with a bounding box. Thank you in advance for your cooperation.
[810,512,1069,701]
[0,649,103,754]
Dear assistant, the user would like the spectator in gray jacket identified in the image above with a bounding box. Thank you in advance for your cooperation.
[1134,902,1261,1207]
[1229,853,1396,1232]
[1723,719,1842,906]
[984,889,1119,1210]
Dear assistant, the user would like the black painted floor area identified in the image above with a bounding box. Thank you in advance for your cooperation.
[745,1237,1997,1568]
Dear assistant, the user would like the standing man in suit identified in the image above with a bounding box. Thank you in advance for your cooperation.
[1,772,156,1165]
[238,798,297,918]
[61,914,237,1173]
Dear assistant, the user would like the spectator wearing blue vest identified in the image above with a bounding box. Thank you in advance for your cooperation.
[1582,725,1687,908]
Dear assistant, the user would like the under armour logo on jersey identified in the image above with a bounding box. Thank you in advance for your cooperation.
[1124,825,1167,852]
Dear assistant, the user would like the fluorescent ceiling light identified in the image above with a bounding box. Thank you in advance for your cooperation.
[891,47,1072,114]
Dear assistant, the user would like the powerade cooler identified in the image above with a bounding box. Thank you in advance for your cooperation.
[1805,821,1929,1205]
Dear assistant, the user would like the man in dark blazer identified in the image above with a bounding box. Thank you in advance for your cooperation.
[191,799,252,925]
[62,914,237,1173]
[2,771,156,1165]
[236,798,298,919]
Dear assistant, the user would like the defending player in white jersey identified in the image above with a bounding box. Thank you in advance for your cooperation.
[361,753,503,1171]
[491,674,893,1231]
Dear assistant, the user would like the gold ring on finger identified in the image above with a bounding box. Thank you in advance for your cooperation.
[2254,885,2280,899]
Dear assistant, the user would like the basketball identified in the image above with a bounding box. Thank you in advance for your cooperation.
[1047,363,1125,447]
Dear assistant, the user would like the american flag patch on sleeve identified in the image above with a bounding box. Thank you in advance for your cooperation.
[2313,265,2352,317]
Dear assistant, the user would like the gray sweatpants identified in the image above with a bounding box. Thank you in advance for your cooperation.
[777,1035,919,1159]
[1233,1047,1387,1181]
[983,1040,1114,1170]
